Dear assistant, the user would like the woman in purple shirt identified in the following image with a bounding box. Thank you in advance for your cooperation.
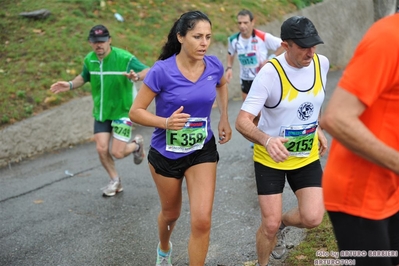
[129,10,231,266]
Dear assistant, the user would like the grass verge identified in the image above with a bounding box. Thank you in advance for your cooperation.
[285,212,338,265]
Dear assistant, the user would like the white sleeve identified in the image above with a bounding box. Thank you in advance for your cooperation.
[227,37,236,56]
[265,33,282,51]
[241,63,280,115]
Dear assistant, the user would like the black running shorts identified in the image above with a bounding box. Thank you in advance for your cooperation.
[328,211,399,266]
[94,120,112,134]
[148,135,219,179]
[241,79,253,94]
[254,159,322,195]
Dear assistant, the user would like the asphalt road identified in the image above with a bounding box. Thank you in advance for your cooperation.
[0,70,342,266]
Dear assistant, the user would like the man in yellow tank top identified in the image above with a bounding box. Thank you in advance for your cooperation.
[235,16,329,266]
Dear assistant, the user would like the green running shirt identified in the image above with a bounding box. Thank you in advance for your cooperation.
[81,46,148,122]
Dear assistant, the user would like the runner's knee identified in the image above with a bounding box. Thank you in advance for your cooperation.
[111,149,124,159]
[160,209,181,224]
[96,143,109,156]
[191,216,212,234]
[260,219,280,238]
[301,212,323,229]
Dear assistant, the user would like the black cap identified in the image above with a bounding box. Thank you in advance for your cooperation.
[280,16,323,48]
[88,25,110,42]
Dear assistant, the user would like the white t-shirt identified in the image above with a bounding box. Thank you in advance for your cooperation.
[227,29,282,81]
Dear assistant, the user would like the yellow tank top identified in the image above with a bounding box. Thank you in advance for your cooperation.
[253,54,324,170]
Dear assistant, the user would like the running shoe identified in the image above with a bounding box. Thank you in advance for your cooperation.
[271,225,287,259]
[132,134,145,165]
[156,241,172,266]
[102,179,123,197]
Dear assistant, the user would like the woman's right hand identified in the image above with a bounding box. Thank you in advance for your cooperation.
[165,106,191,130]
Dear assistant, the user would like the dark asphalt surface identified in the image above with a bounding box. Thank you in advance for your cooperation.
[0,70,342,266]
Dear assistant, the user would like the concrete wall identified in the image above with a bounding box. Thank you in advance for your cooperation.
[0,0,397,168]
[258,0,397,68]
[260,0,375,68]
[374,0,398,21]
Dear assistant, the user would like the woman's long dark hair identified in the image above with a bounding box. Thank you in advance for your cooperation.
[158,11,212,60]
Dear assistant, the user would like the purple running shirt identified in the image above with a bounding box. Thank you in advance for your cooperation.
[143,54,224,159]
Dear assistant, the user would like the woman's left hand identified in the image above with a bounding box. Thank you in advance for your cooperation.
[217,118,232,144]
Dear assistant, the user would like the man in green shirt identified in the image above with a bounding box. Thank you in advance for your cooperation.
[50,25,150,197]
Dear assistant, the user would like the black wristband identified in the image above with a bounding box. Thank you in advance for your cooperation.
[225,66,232,72]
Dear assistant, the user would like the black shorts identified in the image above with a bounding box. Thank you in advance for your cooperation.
[328,211,399,266]
[241,79,253,94]
[148,136,219,179]
[254,160,322,195]
[94,120,112,134]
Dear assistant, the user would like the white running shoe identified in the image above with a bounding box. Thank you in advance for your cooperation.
[132,134,145,165]
[102,179,123,197]
[156,241,172,266]
[271,224,287,259]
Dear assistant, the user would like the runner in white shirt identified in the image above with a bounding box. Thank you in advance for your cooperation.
[235,16,329,266]
[226,9,285,101]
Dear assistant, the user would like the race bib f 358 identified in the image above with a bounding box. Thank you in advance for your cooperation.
[166,117,208,153]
